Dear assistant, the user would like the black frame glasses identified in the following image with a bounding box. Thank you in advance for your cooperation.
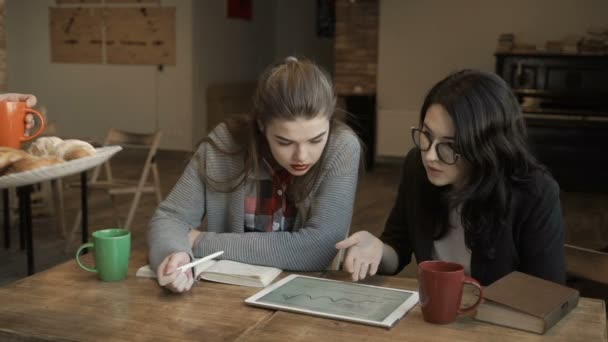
[410,127,460,165]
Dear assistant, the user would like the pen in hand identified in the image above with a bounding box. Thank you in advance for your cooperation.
[176,251,224,273]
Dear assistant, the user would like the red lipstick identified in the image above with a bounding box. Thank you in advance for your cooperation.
[291,164,310,171]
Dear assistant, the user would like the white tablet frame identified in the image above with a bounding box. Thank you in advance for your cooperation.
[245,274,419,328]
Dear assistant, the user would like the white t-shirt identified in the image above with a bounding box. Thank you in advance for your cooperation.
[431,208,472,275]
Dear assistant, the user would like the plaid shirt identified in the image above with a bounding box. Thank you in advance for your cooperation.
[244,166,296,232]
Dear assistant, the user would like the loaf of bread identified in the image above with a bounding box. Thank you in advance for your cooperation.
[28,136,96,161]
[3,156,63,175]
[28,136,64,157]
[1,137,96,176]
[0,147,31,174]
[54,139,96,161]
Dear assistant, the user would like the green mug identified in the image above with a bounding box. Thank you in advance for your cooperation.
[76,228,131,282]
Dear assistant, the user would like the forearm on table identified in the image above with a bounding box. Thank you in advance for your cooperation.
[148,212,196,271]
[192,228,345,271]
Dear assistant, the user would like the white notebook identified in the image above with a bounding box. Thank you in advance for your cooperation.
[137,259,282,288]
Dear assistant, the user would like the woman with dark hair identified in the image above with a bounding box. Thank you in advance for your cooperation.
[336,69,565,286]
[149,57,362,293]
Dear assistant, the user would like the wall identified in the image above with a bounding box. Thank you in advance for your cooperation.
[377,0,608,157]
[192,0,276,146]
[6,0,332,150]
[274,0,334,74]
[0,0,5,92]
[6,0,193,150]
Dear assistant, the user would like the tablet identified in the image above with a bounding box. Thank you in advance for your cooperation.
[244,274,419,328]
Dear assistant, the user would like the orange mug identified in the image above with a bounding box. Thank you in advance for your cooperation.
[418,260,483,324]
[0,101,46,149]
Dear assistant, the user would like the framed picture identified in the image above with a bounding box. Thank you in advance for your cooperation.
[227,0,252,20]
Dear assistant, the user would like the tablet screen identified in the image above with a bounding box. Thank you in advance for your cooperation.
[245,274,419,328]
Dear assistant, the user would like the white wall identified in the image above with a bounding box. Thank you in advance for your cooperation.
[192,0,276,146]
[274,0,334,74]
[6,0,333,150]
[6,0,193,150]
[377,0,608,157]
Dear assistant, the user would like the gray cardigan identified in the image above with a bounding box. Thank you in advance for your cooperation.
[148,123,361,272]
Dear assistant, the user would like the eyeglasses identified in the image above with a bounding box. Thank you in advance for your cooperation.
[411,127,460,165]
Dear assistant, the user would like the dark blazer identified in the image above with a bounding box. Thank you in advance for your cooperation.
[380,149,566,286]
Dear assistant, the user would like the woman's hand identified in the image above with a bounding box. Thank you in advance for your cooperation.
[335,231,384,281]
[156,252,195,293]
[0,93,37,106]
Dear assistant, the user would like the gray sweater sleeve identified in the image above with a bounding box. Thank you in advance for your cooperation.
[147,154,206,271]
[192,136,360,271]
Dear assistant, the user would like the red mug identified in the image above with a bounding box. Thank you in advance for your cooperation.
[0,101,46,149]
[418,260,483,324]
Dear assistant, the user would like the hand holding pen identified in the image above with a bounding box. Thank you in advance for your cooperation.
[156,251,224,293]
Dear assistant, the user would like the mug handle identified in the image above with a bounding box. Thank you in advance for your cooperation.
[20,108,46,142]
[75,242,97,273]
[457,276,484,314]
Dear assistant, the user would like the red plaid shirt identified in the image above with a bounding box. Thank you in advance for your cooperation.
[244,168,296,232]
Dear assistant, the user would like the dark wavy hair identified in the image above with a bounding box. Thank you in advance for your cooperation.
[418,69,545,255]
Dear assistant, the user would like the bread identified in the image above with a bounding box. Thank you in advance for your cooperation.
[0,137,96,176]
[28,137,96,161]
[54,139,96,161]
[28,136,64,157]
[3,156,63,175]
[0,147,30,174]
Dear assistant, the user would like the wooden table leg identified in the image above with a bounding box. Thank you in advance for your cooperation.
[3,189,9,249]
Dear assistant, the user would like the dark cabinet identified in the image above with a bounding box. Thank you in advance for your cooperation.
[495,53,608,192]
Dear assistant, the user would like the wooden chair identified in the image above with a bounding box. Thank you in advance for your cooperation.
[66,128,163,246]
[565,243,608,285]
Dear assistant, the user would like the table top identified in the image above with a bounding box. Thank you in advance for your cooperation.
[0,249,605,342]
[0,146,122,189]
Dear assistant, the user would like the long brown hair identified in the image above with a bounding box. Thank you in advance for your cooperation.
[199,57,353,206]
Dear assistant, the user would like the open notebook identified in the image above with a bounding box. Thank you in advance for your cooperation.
[137,259,282,288]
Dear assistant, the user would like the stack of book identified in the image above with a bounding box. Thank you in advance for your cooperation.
[545,40,563,53]
[496,33,514,52]
[561,36,581,54]
[581,27,608,54]
[474,272,579,334]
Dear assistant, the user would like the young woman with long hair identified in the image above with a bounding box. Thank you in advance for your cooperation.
[336,69,565,286]
[148,57,362,293]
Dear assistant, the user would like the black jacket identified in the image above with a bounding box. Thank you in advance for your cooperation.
[380,149,566,286]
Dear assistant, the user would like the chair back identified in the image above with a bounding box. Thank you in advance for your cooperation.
[565,244,608,285]
[90,128,162,184]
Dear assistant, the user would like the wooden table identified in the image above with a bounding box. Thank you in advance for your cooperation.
[0,249,605,342]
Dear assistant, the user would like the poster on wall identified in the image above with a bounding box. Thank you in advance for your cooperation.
[56,0,102,4]
[227,0,252,20]
[56,0,159,3]
[49,7,103,63]
[105,0,160,3]
[104,7,175,65]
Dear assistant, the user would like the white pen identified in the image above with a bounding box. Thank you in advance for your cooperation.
[176,251,224,273]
